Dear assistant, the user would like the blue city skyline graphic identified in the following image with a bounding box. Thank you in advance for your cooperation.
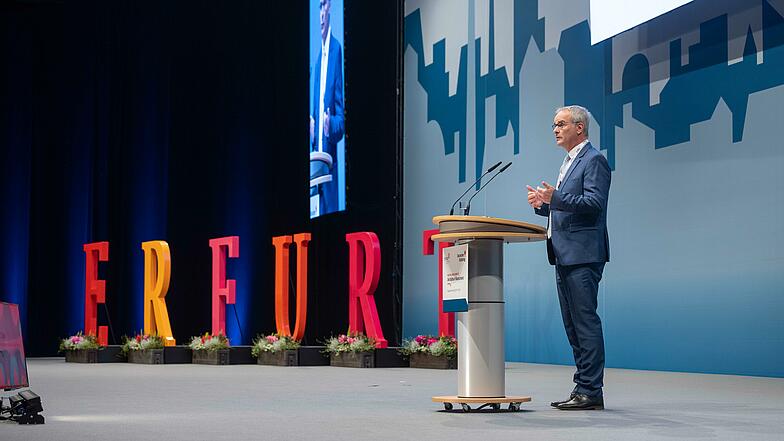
[405,0,784,182]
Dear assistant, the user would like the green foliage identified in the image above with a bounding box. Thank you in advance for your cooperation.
[121,332,165,354]
[189,332,230,351]
[323,333,376,354]
[398,335,457,358]
[59,332,101,352]
[251,334,301,357]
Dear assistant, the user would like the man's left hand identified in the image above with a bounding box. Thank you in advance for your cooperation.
[536,181,555,204]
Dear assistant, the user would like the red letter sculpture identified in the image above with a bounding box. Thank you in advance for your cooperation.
[272,233,311,341]
[83,241,109,346]
[345,232,387,348]
[423,229,455,337]
[209,236,239,336]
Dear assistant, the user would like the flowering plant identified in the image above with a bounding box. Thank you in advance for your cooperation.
[324,333,376,354]
[58,332,101,352]
[399,335,457,358]
[251,334,300,357]
[189,332,230,351]
[121,333,164,354]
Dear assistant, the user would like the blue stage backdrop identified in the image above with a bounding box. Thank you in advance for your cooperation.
[403,0,784,377]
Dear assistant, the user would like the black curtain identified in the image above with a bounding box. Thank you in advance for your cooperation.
[0,0,403,355]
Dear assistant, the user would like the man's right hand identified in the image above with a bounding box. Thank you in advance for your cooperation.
[310,116,315,142]
[526,185,543,209]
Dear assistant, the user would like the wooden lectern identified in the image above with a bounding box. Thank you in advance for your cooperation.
[429,215,546,412]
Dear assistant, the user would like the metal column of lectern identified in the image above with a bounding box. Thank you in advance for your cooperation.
[430,215,546,409]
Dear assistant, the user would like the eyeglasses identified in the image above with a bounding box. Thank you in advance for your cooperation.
[551,121,575,130]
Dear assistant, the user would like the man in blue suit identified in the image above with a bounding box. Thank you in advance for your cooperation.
[310,0,345,216]
[527,105,611,410]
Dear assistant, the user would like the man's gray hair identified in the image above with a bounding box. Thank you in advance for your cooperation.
[556,105,591,136]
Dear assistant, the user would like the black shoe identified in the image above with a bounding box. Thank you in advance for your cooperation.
[555,393,604,410]
[550,393,577,408]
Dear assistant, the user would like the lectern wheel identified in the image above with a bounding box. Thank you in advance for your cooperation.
[443,402,453,410]
[461,403,471,412]
[491,403,501,411]
[508,402,520,411]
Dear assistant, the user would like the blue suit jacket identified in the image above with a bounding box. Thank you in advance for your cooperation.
[311,34,345,215]
[534,142,611,266]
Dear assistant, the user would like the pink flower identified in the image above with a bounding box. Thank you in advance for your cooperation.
[347,337,356,344]
[415,335,427,344]
[427,338,438,346]
[266,335,279,343]
[338,335,348,344]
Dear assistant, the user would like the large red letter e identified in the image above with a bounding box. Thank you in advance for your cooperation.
[209,236,239,336]
[83,241,109,346]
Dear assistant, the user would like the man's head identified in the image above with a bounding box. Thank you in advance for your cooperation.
[320,0,331,43]
[552,105,590,151]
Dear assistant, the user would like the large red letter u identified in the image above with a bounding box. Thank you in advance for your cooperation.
[272,233,311,341]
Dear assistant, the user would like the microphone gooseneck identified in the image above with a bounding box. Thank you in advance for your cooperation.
[464,162,512,215]
[449,161,502,215]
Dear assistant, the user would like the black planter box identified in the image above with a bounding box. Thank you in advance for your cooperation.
[128,348,164,364]
[64,349,98,363]
[64,345,126,363]
[328,347,410,368]
[409,352,456,369]
[330,351,375,368]
[257,349,299,366]
[192,349,230,365]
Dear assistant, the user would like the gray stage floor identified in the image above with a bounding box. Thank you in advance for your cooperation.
[2,358,781,441]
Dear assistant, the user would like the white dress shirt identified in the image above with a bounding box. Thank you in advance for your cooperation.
[548,139,589,238]
[317,26,331,153]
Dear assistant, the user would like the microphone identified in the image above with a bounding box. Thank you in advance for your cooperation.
[449,161,502,215]
[464,162,512,215]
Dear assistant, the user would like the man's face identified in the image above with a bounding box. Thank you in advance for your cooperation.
[552,110,583,150]
[320,0,331,42]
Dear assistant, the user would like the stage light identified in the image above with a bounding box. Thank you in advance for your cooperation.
[5,389,45,424]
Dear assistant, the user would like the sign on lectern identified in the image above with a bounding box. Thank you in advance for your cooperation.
[442,244,469,312]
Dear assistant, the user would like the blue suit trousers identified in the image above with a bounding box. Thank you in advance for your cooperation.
[555,262,605,397]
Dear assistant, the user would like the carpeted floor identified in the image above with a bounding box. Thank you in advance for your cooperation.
[1,358,781,441]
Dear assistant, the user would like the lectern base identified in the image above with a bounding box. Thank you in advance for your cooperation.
[432,395,531,412]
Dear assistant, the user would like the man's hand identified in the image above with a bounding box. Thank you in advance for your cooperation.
[323,107,331,137]
[536,181,555,204]
[526,185,543,209]
[310,115,315,141]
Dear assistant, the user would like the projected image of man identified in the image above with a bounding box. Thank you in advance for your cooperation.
[310,0,345,216]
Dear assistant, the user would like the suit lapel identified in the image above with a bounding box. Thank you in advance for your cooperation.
[314,53,322,113]
[561,142,591,187]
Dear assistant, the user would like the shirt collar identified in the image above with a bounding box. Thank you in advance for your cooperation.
[322,26,331,53]
[567,139,589,161]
